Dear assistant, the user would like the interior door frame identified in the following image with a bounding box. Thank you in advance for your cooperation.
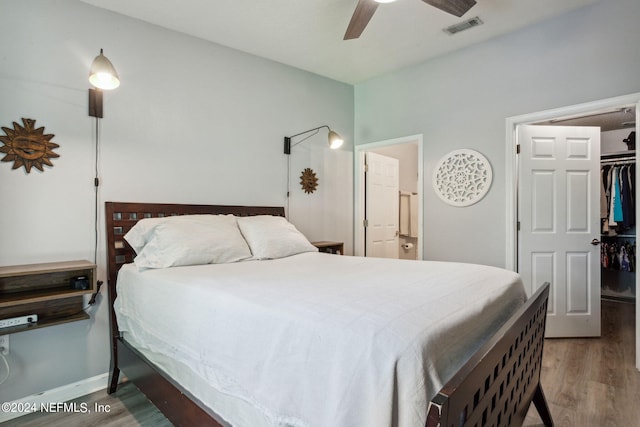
[354,134,424,259]
[504,92,640,368]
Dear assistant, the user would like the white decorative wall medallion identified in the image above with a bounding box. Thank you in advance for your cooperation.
[432,149,492,207]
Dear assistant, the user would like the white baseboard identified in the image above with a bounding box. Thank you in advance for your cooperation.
[0,372,109,423]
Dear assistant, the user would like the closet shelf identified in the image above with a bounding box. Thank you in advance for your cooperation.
[601,150,635,158]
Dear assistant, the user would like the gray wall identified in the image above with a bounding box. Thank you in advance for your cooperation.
[0,0,353,402]
[355,0,640,267]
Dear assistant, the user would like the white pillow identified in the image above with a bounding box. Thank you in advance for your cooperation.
[125,215,252,269]
[124,216,168,254]
[236,215,317,260]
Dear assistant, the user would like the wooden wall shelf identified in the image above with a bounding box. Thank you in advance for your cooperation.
[0,260,96,334]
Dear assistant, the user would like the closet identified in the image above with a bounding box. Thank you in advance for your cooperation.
[600,143,636,302]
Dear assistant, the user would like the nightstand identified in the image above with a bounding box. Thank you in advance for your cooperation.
[312,241,344,255]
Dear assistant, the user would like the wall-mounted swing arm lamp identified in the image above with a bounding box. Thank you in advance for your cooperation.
[284,125,344,154]
[283,125,344,218]
[88,49,120,118]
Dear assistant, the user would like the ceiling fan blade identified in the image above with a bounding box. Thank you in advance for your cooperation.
[422,0,476,17]
[344,0,380,40]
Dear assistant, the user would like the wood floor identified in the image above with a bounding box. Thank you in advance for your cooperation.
[524,299,640,427]
[6,300,638,427]
[2,380,172,427]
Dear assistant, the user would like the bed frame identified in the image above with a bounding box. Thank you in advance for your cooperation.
[105,201,553,427]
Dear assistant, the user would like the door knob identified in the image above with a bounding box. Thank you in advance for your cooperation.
[590,239,601,246]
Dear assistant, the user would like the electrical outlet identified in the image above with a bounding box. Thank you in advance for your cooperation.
[0,335,8,355]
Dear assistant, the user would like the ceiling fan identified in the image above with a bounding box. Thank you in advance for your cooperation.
[344,0,477,40]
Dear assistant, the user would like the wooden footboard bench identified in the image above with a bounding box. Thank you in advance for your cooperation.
[427,282,552,427]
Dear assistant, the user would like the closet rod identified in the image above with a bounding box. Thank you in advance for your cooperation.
[601,159,635,165]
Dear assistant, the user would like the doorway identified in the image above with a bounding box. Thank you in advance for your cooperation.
[505,92,640,368]
[354,134,424,259]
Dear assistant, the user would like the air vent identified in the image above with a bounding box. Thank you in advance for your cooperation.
[443,16,484,35]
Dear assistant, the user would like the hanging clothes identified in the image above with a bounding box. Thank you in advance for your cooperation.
[611,166,623,223]
[601,239,636,272]
[621,165,635,229]
[601,159,636,234]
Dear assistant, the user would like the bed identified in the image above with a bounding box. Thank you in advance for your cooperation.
[105,201,553,427]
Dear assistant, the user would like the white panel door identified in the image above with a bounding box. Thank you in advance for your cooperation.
[365,152,399,258]
[518,125,601,337]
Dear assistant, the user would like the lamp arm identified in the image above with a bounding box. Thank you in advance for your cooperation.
[290,129,319,149]
[288,125,330,139]
[284,125,330,155]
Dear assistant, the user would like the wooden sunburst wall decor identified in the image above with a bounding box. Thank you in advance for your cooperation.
[0,118,59,173]
[300,168,319,194]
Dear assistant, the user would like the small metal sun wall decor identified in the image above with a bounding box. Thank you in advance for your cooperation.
[0,118,60,173]
[300,168,319,194]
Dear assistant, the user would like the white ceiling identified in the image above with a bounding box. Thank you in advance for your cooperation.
[80,0,598,84]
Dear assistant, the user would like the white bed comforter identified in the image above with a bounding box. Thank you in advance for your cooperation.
[115,252,526,427]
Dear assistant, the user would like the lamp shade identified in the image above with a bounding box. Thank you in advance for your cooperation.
[89,49,120,90]
[328,130,344,149]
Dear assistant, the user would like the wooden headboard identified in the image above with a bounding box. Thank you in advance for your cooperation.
[104,201,285,289]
